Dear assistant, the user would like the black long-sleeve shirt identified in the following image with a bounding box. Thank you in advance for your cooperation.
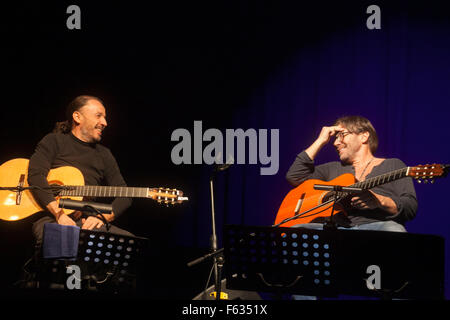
[28,132,132,218]
[286,151,418,226]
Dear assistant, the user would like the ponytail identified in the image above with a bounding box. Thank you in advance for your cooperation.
[53,120,71,133]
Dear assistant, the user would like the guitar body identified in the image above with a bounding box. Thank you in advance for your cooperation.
[274,173,356,227]
[0,159,83,221]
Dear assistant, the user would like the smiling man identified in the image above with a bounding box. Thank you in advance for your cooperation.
[73,98,107,143]
[285,115,417,231]
[28,95,133,249]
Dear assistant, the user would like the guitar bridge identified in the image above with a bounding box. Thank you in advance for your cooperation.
[16,174,25,205]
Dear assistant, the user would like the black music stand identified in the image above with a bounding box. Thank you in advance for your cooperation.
[76,229,149,293]
[224,225,445,300]
[224,225,338,298]
[39,225,149,293]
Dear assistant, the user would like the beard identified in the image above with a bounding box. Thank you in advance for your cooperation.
[339,155,352,165]
[80,125,102,143]
[336,143,356,165]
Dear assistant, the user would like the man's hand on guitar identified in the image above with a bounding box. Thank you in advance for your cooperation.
[46,201,76,226]
[56,213,77,226]
[350,190,398,215]
[350,190,381,210]
[81,216,104,230]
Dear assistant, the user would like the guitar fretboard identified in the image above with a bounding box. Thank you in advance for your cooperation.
[350,167,408,190]
[59,186,149,198]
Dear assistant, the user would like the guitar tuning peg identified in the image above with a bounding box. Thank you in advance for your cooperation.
[418,179,422,183]
[431,179,435,184]
[424,179,428,184]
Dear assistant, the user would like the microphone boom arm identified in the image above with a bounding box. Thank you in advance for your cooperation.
[59,198,112,231]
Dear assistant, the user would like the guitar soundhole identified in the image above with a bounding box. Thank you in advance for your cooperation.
[48,182,64,196]
[48,181,63,186]
[321,191,336,203]
[322,191,350,204]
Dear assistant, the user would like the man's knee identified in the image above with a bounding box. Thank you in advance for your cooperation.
[379,221,407,232]
[291,223,324,230]
[358,221,407,232]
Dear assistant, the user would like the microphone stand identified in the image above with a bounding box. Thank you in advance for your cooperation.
[209,167,224,300]
[324,191,340,230]
[186,248,224,268]
[272,198,336,227]
[313,184,364,230]
[59,199,112,232]
[187,164,230,300]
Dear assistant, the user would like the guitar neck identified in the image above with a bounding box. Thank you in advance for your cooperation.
[59,186,149,198]
[350,167,409,190]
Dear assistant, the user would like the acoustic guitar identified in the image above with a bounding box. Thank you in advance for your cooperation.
[274,164,448,227]
[0,158,188,221]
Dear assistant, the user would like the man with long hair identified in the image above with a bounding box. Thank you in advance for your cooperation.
[28,95,133,247]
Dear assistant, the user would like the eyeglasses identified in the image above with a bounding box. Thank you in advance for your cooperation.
[334,131,352,141]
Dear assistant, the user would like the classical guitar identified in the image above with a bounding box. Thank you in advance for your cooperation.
[0,158,188,221]
[274,164,448,227]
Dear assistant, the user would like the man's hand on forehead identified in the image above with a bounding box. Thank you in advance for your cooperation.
[330,125,345,134]
[306,126,346,160]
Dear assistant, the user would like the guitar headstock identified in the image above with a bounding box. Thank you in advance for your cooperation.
[148,188,188,205]
[408,164,449,184]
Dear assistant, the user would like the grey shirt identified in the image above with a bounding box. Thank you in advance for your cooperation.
[286,151,418,227]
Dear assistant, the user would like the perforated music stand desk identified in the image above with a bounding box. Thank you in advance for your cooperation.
[41,225,149,292]
[224,225,445,299]
[76,229,149,289]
